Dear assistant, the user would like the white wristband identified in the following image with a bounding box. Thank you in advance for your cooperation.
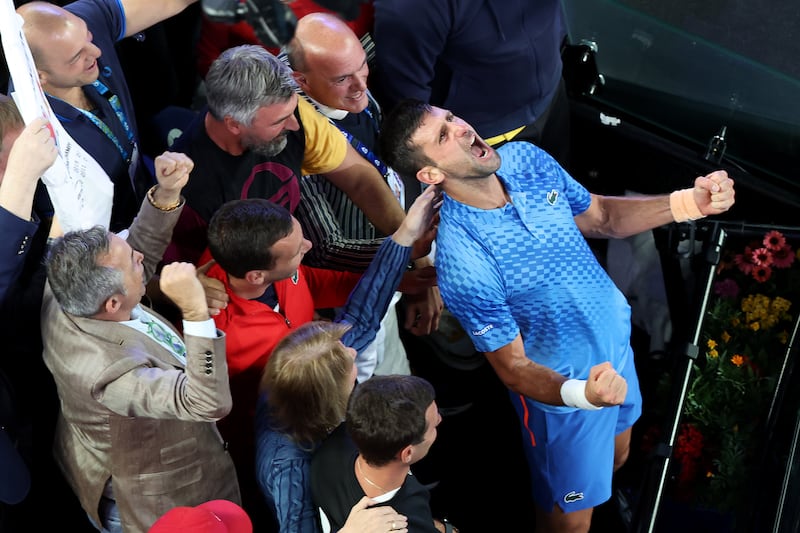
[560,379,602,410]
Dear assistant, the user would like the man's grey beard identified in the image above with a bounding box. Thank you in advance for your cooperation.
[244,132,288,157]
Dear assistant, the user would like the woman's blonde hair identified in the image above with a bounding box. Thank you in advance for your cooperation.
[260,321,354,446]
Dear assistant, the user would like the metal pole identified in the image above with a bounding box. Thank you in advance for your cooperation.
[633,222,726,533]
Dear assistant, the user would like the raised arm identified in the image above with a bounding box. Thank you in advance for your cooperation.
[575,170,735,239]
[0,117,57,220]
[120,0,198,36]
[160,261,213,327]
[128,151,193,281]
[339,186,441,356]
[0,117,57,306]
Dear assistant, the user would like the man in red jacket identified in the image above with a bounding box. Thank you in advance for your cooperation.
[202,190,437,529]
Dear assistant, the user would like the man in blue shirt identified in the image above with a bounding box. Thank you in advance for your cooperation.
[379,100,736,533]
[18,0,198,230]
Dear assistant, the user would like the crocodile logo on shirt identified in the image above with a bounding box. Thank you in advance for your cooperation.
[291,271,299,284]
[563,491,584,504]
[547,189,559,205]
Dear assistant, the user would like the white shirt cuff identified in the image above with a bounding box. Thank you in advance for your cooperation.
[182,318,218,339]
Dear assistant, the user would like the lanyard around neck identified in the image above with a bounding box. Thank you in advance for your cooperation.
[297,90,387,176]
[336,123,389,178]
[75,79,135,162]
[297,91,404,206]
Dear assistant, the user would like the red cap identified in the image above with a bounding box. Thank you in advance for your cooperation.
[149,500,252,533]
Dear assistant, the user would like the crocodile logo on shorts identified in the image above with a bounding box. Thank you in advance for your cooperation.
[563,490,584,504]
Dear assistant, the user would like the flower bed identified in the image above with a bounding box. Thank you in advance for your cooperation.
[654,229,800,517]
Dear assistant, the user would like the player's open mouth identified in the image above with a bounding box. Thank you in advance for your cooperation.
[470,135,489,158]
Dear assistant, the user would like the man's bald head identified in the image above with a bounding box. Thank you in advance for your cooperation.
[286,13,369,114]
[289,13,362,71]
[18,2,72,63]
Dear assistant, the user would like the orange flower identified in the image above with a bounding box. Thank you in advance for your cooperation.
[730,354,744,367]
[721,331,731,343]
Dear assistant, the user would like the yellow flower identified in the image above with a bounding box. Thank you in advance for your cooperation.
[772,296,791,314]
[721,331,731,343]
[741,294,775,326]
[709,348,719,358]
[750,321,760,331]
[731,354,744,366]
[779,330,789,344]
[707,339,717,349]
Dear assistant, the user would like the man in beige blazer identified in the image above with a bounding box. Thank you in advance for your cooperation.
[40,152,240,532]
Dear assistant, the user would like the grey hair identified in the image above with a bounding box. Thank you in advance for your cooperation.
[46,226,126,317]
[205,45,297,126]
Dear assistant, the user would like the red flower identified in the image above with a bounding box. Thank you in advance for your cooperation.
[734,245,757,275]
[750,247,773,267]
[763,230,786,251]
[674,423,706,487]
[771,244,796,269]
[676,423,704,460]
[752,265,773,282]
